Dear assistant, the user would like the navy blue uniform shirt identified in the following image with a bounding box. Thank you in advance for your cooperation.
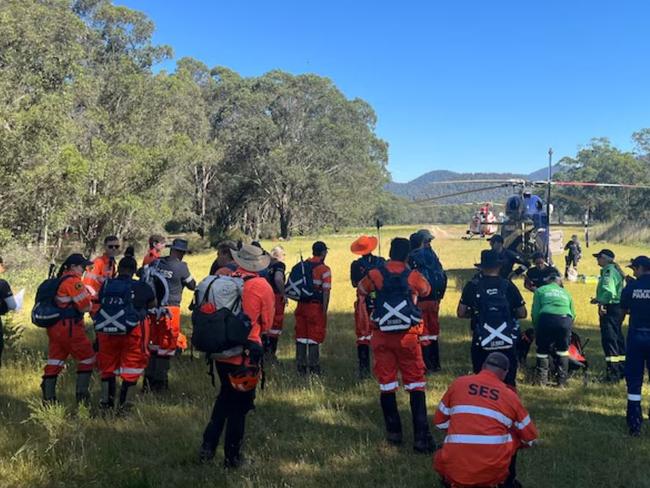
[621,274,650,330]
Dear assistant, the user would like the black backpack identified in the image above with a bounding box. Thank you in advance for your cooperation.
[31,276,81,328]
[191,276,252,354]
[371,266,422,333]
[94,279,142,335]
[475,279,518,351]
[285,258,321,302]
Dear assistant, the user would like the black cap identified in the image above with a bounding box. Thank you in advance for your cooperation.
[312,241,328,255]
[628,256,650,269]
[543,269,562,282]
[167,238,190,253]
[475,250,504,269]
[593,249,615,260]
[63,253,93,268]
[489,234,504,244]
[484,352,510,371]
[416,229,434,242]
[531,252,545,261]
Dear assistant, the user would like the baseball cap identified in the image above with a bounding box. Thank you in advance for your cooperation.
[415,229,435,242]
[628,256,650,269]
[593,249,615,260]
[312,241,328,255]
[63,253,93,268]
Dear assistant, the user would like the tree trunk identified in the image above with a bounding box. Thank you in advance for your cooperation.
[279,208,292,239]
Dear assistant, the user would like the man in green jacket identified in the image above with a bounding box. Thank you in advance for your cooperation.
[532,270,576,386]
[592,249,626,382]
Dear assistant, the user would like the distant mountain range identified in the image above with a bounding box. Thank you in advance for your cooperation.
[385,165,563,204]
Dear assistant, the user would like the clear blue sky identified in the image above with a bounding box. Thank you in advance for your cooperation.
[119,1,650,182]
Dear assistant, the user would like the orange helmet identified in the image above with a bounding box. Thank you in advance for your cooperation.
[228,365,261,392]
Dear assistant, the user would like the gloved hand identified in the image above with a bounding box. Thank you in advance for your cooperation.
[246,341,264,365]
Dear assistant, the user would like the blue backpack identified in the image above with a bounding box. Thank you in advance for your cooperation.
[94,279,142,335]
[372,266,422,333]
[409,248,448,300]
[32,276,82,328]
[285,258,321,302]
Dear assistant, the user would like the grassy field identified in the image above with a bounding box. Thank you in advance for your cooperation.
[1,225,649,488]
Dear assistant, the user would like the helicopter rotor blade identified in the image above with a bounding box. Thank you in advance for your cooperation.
[413,184,511,203]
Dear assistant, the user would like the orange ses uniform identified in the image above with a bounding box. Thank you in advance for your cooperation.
[359,261,430,392]
[433,370,539,487]
[142,248,160,266]
[295,257,331,345]
[217,268,275,366]
[84,255,116,313]
[43,272,95,376]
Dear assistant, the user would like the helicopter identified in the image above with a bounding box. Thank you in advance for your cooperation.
[464,202,499,239]
[412,175,650,263]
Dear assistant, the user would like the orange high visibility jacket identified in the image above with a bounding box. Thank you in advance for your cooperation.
[142,248,160,266]
[433,369,538,487]
[56,271,92,314]
[83,254,117,297]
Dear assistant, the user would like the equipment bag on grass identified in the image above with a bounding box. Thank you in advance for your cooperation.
[475,280,518,351]
[372,266,422,333]
[93,279,142,335]
[31,276,81,327]
[285,258,321,302]
[191,275,251,354]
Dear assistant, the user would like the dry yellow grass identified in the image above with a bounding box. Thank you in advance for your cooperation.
[0,225,648,487]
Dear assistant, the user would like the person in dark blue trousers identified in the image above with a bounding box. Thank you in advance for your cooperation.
[621,256,650,436]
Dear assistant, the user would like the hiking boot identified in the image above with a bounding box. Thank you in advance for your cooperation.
[198,443,216,463]
[413,434,436,454]
[75,371,92,405]
[224,454,253,469]
[386,431,403,445]
[41,376,57,405]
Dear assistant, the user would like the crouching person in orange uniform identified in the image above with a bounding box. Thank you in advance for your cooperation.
[40,254,95,404]
[199,245,275,468]
[358,237,436,454]
[295,241,331,375]
[96,255,155,412]
[434,352,539,488]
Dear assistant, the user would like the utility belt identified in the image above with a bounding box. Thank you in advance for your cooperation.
[209,345,245,360]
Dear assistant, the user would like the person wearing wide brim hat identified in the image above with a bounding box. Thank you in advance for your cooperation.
[621,255,650,435]
[232,244,271,272]
[167,238,191,253]
[350,235,378,256]
[474,249,505,269]
[144,237,196,394]
[350,235,385,379]
[199,243,275,467]
[592,248,627,382]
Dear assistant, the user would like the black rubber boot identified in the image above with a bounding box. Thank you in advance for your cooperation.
[627,401,643,436]
[308,344,321,376]
[421,344,433,373]
[117,380,137,415]
[605,361,621,383]
[410,390,435,454]
[75,371,92,405]
[380,392,402,445]
[99,377,116,411]
[143,355,157,392]
[535,355,550,386]
[357,344,371,379]
[429,340,441,372]
[296,342,308,375]
[41,376,57,405]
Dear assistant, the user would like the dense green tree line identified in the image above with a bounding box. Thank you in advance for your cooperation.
[0,0,388,254]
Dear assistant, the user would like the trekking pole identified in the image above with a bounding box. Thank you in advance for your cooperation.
[376,219,383,257]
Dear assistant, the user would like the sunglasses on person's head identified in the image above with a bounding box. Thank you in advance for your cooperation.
[107,244,120,250]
